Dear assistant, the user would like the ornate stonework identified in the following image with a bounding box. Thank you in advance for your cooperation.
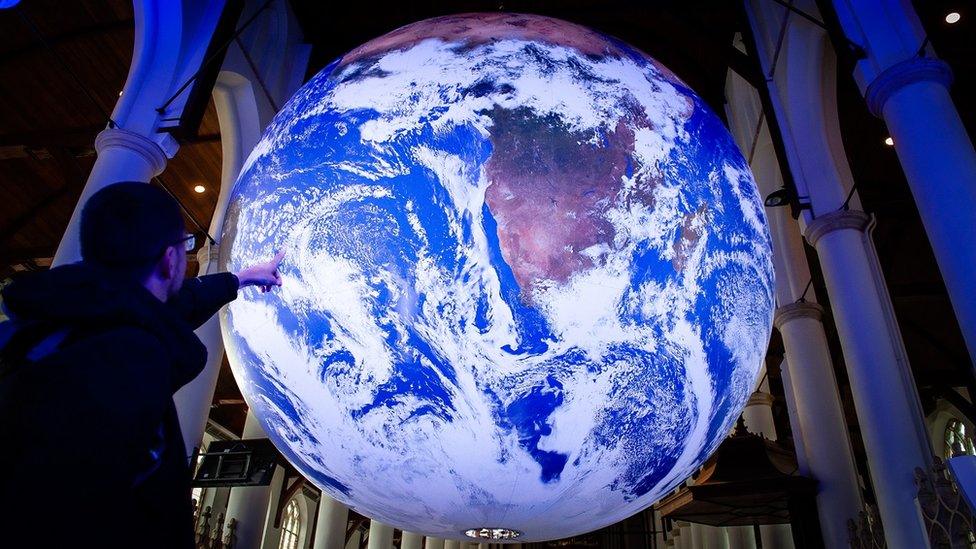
[804,210,870,247]
[865,57,953,117]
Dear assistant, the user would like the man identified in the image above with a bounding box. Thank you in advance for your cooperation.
[0,182,284,547]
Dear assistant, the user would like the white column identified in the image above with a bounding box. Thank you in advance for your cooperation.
[366,520,393,549]
[224,412,276,549]
[401,532,423,549]
[758,525,793,549]
[171,241,225,454]
[173,6,311,457]
[313,494,349,549]
[669,526,682,549]
[346,530,362,549]
[774,303,863,546]
[724,20,866,543]
[702,525,729,549]
[739,392,794,548]
[260,464,287,549]
[652,508,667,548]
[725,526,756,549]
[690,523,704,547]
[804,210,931,548]
[171,74,260,456]
[831,0,976,364]
[51,0,229,267]
[444,540,461,549]
[425,538,445,549]
[52,128,170,266]
[741,391,776,439]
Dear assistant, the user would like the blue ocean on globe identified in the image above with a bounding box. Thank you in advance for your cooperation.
[219,13,774,542]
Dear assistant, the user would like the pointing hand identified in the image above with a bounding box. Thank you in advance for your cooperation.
[235,250,285,293]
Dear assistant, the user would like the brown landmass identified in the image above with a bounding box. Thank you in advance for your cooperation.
[483,107,646,293]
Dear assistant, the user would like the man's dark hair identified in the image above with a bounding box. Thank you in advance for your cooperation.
[80,182,185,282]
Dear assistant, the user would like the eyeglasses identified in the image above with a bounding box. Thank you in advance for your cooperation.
[176,233,196,252]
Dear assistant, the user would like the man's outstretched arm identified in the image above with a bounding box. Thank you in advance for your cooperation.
[168,251,285,329]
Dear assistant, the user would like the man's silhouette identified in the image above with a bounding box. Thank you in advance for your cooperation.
[0,182,284,548]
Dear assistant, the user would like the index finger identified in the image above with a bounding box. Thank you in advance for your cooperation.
[271,250,285,267]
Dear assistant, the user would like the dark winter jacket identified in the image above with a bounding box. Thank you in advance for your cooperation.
[0,261,238,548]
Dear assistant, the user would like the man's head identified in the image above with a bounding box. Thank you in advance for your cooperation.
[80,182,189,301]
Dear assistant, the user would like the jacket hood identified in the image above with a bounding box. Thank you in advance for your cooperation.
[1,262,207,388]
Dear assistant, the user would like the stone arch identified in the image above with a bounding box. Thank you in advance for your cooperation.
[118,0,226,135]
[211,70,262,237]
[208,0,311,240]
[777,16,857,215]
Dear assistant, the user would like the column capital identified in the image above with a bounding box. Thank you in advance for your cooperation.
[803,209,870,247]
[773,301,825,329]
[865,57,953,117]
[94,127,168,177]
[747,390,775,408]
[196,241,220,269]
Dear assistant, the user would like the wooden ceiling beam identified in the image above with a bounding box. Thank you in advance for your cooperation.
[0,18,134,65]
[0,146,85,244]
[0,125,103,149]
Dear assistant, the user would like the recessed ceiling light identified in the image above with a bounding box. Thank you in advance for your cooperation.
[884,136,894,146]
[194,185,206,193]
[946,12,961,24]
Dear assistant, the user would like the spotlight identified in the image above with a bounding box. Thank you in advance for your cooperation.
[0,0,22,9]
[194,185,206,193]
[764,187,792,208]
[884,136,894,146]
[946,12,961,24]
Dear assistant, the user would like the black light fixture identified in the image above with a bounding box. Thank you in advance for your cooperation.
[764,187,793,208]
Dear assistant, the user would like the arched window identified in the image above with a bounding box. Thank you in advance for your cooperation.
[191,487,203,509]
[279,498,302,549]
[944,418,976,460]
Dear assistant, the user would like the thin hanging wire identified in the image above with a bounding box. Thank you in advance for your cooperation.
[16,6,119,128]
[156,0,276,115]
[151,175,216,246]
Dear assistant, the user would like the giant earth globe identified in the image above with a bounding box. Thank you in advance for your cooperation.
[219,13,774,543]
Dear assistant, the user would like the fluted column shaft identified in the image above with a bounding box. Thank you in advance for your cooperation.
[224,412,276,549]
[804,210,930,547]
[726,526,756,549]
[872,64,976,364]
[366,520,393,549]
[774,302,863,547]
[757,524,793,549]
[313,494,349,549]
[740,391,794,548]
[701,525,729,549]
[831,0,976,364]
[52,128,171,266]
[171,241,225,453]
[400,532,423,549]
[741,391,776,439]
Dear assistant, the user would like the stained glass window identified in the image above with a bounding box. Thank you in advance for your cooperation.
[279,498,302,549]
[944,418,976,460]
